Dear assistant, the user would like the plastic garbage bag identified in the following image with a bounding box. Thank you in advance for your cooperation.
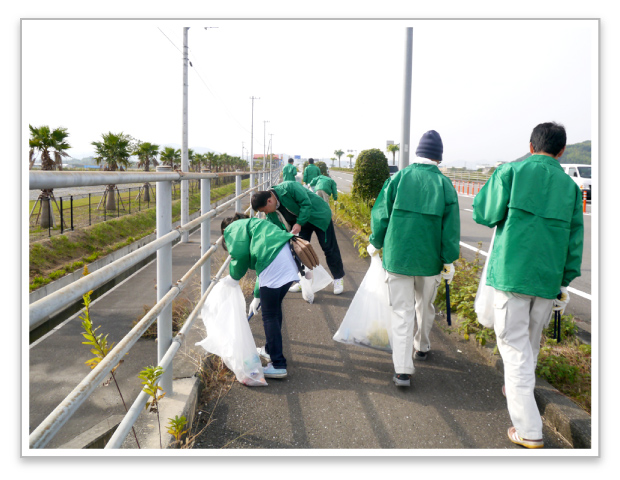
[474,228,496,329]
[195,275,267,387]
[333,254,393,352]
[298,264,333,303]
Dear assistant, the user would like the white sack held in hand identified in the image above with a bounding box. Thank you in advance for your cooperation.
[298,264,333,303]
[474,228,496,329]
[333,254,393,352]
[195,275,267,387]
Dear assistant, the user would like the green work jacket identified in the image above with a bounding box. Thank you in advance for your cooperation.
[369,162,460,276]
[472,154,584,299]
[224,218,294,298]
[303,164,321,184]
[266,182,333,232]
[309,174,338,200]
[282,164,298,182]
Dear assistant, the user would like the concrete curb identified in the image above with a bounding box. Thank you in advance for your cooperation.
[458,329,591,449]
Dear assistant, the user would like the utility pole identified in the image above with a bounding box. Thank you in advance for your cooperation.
[250,96,260,174]
[181,27,190,243]
[400,27,413,170]
[263,120,270,174]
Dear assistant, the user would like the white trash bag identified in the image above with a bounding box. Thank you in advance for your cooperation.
[298,264,333,304]
[333,254,393,352]
[195,275,267,387]
[474,228,496,329]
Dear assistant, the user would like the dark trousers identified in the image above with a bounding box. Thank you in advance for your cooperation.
[299,220,345,279]
[259,281,294,369]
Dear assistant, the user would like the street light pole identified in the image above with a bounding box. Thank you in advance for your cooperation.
[250,96,260,176]
[400,27,413,170]
[181,26,190,243]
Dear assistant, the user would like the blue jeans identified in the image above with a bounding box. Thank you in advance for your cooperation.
[259,281,294,369]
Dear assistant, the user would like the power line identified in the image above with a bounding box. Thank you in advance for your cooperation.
[156,27,263,148]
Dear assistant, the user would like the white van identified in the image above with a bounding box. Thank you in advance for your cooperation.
[563,164,591,200]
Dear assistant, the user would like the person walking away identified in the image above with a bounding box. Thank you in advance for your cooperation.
[309,173,338,203]
[282,157,298,182]
[221,213,300,379]
[302,158,321,186]
[472,122,584,448]
[368,130,460,387]
[251,180,345,294]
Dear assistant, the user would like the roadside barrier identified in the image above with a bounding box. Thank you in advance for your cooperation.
[583,189,587,213]
[28,167,280,449]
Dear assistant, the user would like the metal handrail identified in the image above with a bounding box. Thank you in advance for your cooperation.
[28,167,279,449]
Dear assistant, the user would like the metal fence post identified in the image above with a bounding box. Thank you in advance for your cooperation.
[60,196,64,234]
[201,169,211,297]
[70,195,74,231]
[235,170,242,213]
[48,196,52,237]
[89,193,91,226]
[156,166,173,394]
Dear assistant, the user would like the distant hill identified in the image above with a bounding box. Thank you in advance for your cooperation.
[513,140,591,165]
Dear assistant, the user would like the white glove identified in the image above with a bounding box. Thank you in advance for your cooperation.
[552,286,570,314]
[367,244,379,257]
[441,263,455,284]
[248,297,261,316]
[222,275,239,287]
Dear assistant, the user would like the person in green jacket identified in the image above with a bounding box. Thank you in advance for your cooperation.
[282,158,298,182]
[221,213,300,379]
[472,122,584,449]
[251,180,345,294]
[302,158,321,185]
[368,130,460,387]
[309,174,338,202]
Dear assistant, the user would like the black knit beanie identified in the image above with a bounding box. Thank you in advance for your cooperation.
[415,130,443,161]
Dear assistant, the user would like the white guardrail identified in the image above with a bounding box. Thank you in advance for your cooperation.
[28,166,280,449]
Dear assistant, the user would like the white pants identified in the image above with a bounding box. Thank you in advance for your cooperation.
[386,272,441,375]
[493,289,554,439]
[316,190,330,202]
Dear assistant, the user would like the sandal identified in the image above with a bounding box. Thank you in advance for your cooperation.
[507,426,543,449]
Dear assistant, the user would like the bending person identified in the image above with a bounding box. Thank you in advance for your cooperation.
[221,212,299,379]
[251,180,345,294]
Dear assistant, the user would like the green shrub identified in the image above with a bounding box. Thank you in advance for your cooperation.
[351,148,390,204]
[316,161,329,176]
[48,269,66,281]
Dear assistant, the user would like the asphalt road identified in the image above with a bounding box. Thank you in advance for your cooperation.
[329,170,593,334]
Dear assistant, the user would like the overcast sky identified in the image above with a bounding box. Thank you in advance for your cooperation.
[22,18,596,168]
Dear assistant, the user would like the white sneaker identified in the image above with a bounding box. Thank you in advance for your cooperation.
[289,282,302,293]
[333,278,344,295]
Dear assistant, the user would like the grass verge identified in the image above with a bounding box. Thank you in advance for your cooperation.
[29,179,249,290]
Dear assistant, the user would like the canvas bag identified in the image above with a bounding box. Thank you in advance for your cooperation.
[195,275,267,387]
[474,228,497,329]
[333,254,393,352]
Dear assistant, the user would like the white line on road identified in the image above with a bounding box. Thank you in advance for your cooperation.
[459,241,591,301]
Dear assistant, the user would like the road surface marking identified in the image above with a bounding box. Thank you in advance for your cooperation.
[459,241,591,300]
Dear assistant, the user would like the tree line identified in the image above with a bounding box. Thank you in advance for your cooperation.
[29,125,250,228]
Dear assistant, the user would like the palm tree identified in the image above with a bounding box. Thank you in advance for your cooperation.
[159,147,179,167]
[330,157,336,168]
[334,149,344,168]
[347,153,354,168]
[204,151,216,171]
[92,132,131,211]
[29,125,71,228]
[387,144,400,166]
[133,141,159,202]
